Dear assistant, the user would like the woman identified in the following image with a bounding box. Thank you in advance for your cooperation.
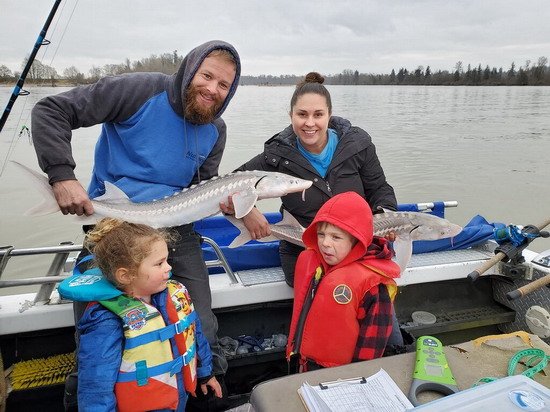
[223,72,397,287]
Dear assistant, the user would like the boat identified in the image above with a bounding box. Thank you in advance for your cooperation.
[2,200,550,411]
[2,2,550,410]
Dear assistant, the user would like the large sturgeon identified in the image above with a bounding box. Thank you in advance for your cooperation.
[13,161,313,229]
[227,209,462,272]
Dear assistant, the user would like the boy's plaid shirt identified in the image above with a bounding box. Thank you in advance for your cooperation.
[352,238,395,361]
[353,284,393,361]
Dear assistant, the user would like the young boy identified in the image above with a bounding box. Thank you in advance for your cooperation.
[287,191,401,371]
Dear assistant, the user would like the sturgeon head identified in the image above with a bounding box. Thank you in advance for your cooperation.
[230,172,312,219]
[374,210,462,240]
[254,172,313,200]
[402,212,462,241]
[374,210,463,274]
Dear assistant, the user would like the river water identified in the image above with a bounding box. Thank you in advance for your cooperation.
[1,85,550,293]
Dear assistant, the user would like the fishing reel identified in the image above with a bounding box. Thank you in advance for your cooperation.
[493,224,550,267]
[468,222,549,282]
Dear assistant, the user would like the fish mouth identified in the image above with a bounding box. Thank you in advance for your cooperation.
[291,180,313,191]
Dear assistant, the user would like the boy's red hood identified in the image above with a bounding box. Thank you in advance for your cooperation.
[303,191,376,269]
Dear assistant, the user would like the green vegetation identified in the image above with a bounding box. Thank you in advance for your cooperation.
[1,52,548,86]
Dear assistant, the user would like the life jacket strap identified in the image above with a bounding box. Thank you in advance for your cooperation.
[117,344,197,385]
[124,311,198,350]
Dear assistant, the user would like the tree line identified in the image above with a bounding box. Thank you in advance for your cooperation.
[1,51,549,86]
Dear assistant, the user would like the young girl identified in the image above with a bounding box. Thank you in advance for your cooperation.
[59,218,221,411]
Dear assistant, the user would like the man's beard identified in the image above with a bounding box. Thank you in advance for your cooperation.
[184,85,223,125]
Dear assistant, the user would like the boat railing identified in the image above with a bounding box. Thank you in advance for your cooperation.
[201,236,237,283]
[414,200,457,211]
[0,237,237,303]
[397,200,458,218]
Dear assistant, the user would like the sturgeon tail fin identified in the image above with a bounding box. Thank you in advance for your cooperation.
[277,209,303,228]
[225,214,278,248]
[225,215,253,248]
[11,161,60,216]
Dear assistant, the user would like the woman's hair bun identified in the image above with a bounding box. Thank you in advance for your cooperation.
[304,72,324,84]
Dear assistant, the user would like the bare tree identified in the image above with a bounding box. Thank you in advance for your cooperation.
[89,66,102,82]
[103,64,127,76]
[454,61,463,73]
[0,65,13,80]
[533,56,548,83]
[63,66,85,85]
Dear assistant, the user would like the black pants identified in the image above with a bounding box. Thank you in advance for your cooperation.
[167,224,227,375]
[279,240,304,287]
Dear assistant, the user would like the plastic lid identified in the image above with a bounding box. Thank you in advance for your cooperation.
[525,306,550,338]
[412,311,437,325]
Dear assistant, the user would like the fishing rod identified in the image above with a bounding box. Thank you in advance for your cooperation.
[0,0,62,133]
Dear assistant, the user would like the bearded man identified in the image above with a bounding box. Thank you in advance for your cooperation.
[31,40,241,411]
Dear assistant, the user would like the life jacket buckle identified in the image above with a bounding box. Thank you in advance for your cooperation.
[170,345,196,376]
[174,319,185,335]
[135,360,149,386]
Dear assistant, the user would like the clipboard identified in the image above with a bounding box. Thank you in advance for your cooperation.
[318,376,367,390]
[297,369,413,412]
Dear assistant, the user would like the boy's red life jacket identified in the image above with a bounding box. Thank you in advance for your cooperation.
[98,280,198,412]
[287,251,398,368]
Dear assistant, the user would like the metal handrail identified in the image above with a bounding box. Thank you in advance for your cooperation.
[415,201,458,211]
[0,236,238,299]
[0,276,70,287]
[0,242,83,304]
[0,244,84,259]
[201,236,238,284]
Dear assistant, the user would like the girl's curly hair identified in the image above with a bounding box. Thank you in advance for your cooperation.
[84,218,174,285]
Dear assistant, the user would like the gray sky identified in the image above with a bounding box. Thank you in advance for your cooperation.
[1,0,549,76]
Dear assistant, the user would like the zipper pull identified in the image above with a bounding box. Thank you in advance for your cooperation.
[311,266,324,299]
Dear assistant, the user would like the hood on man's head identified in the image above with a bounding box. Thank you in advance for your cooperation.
[171,40,241,119]
[303,192,374,259]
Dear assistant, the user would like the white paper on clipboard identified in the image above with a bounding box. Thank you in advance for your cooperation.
[298,368,413,412]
